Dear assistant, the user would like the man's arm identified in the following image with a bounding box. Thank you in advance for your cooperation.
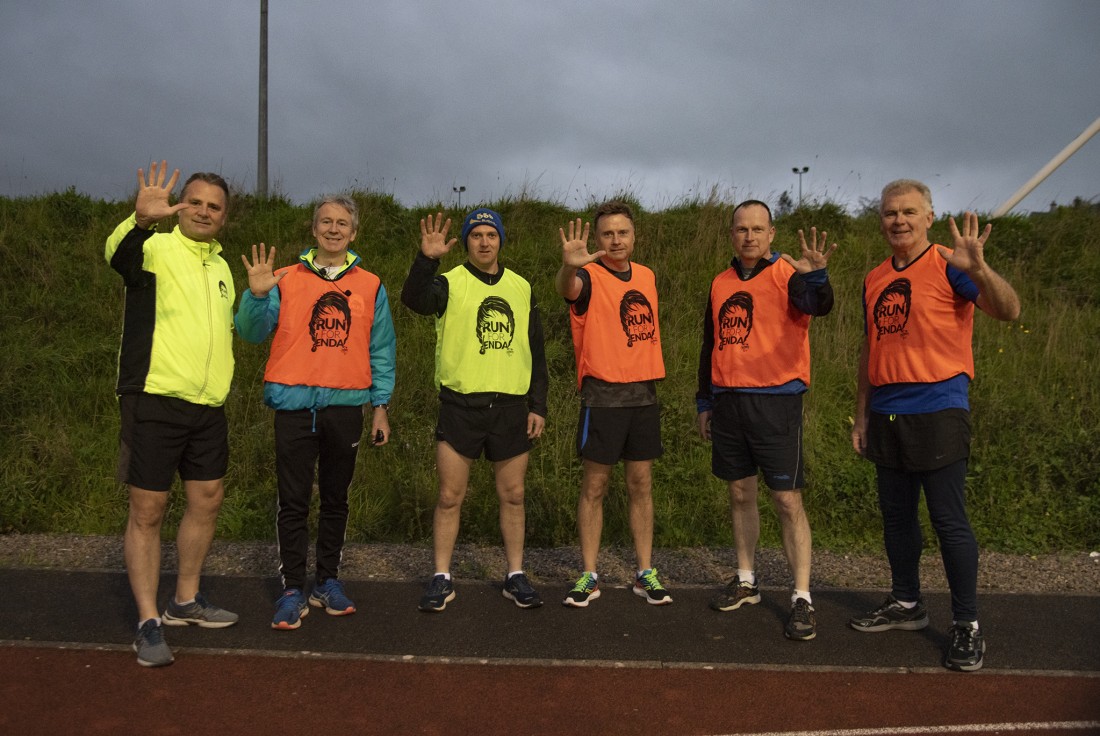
[106,214,156,286]
[696,296,716,440]
[852,337,871,456]
[525,291,548,439]
[368,284,397,446]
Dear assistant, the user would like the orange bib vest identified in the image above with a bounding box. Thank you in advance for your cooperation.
[864,245,974,386]
[569,263,665,389]
[708,259,812,388]
[264,264,380,389]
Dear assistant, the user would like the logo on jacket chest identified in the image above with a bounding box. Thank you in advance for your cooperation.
[476,296,516,355]
[718,292,754,350]
[619,289,656,347]
[872,278,911,340]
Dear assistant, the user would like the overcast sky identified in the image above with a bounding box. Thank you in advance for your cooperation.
[2,1,1098,217]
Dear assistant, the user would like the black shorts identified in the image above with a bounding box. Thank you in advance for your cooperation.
[576,403,663,465]
[116,393,229,492]
[865,408,970,473]
[436,400,531,462]
[710,392,804,490]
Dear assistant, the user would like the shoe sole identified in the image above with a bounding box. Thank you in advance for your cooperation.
[502,590,544,608]
[849,616,929,633]
[418,590,456,612]
[633,586,673,605]
[162,614,238,629]
[562,588,601,608]
[309,597,356,616]
[272,606,308,630]
[710,593,761,612]
[785,629,817,641]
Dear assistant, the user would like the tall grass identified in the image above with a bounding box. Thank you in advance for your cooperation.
[1,188,1097,553]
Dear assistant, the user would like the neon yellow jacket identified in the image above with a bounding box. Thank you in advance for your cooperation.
[105,214,235,407]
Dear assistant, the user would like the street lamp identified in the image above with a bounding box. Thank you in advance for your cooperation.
[453,185,466,209]
[792,166,809,207]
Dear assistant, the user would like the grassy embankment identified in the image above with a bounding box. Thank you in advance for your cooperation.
[1,188,1097,553]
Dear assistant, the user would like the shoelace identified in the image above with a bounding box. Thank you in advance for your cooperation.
[637,569,663,590]
[141,622,165,645]
[509,575,533,594]
[573,573,596,592]
[427,576,450,595]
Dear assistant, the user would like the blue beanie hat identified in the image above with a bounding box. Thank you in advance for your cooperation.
[460,208,505,249]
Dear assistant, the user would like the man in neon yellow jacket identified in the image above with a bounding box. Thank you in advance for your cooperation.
[105,160,238,668]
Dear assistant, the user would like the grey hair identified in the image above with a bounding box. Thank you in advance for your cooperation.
[880,179,933,212]
[313,194,359,231]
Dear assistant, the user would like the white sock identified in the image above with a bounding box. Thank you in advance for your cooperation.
[792,590,812,605]
[435,572,451,580]
[507,570,523,579]
[737,569,756,585]
[897,599,918,609]
[954,619,980,631]
[585,571,598,581]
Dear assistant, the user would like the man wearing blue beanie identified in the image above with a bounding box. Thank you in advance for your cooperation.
[401,207,549,612]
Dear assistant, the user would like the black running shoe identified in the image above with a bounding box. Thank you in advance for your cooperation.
[944,622,985,672]
[785,598,817,641]
[418,574,455,612]
[502,572,543,609]
[709,575,761,612]
[848,595,929,632]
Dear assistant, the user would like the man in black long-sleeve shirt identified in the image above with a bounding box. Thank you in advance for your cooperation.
[401,209,548,612]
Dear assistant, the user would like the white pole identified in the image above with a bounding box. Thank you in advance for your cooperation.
[992,116,1100,217]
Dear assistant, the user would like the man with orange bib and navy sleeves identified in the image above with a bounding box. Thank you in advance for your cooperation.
[556,201,671,607]
[236,195,396,631]
[696,200,836,641]
[850,180,1020,672]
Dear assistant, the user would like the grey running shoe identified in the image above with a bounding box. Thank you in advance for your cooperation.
[848,594,929,632]
[162,592,239,628]
[633,568,673,605]
[502,573,543,608]
[310,578,356,616]
[785,598,817,641]
[944,622,986,672]
[562,572,601,608]
[133,619,173,667]
[709,575,761,612]
[418,574,455,612]
[272,588,309,630]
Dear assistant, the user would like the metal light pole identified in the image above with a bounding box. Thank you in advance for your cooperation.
[257,0,268,197]
[453,186,466,209]
[792,166,808,207]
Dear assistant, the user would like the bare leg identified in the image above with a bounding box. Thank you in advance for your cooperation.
[728,476,760,574]
[624,460,655,571]
[577,460,612,572]
[433,442,473,573]
[124,486,169,622]
[174,478,224,603]
[493,452,530,573]
[771,489,812,593]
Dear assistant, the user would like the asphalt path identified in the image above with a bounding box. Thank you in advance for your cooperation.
[2,569,1098,735]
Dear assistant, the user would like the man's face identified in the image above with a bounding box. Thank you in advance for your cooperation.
[177,180,228,242]
[466,224,501,272]
[596,213,635,270]
[880,188,934,254]
[730,204,775,268]
[312,202,357,259]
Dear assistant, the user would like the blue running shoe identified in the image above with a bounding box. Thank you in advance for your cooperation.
[418,574,455,612]
[310,578,356,616]
[163,592,239,628]
[502,572,543,609]
[272,588,309,630]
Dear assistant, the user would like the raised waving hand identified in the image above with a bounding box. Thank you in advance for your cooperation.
[241,243,285,298]
[780,227,838,273]
[420,212,457,259]
[134,160,187,229]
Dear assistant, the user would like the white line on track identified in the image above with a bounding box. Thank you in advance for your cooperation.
[708,722,1100,736]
